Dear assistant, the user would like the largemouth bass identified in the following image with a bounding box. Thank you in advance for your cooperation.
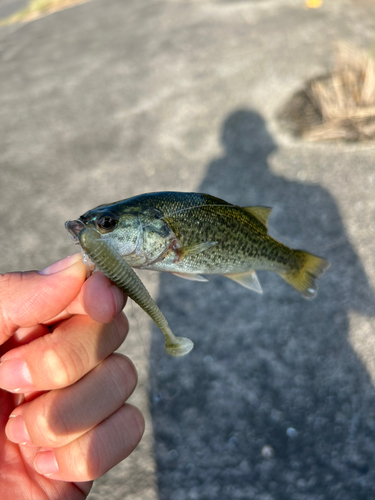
[65,192,329,356]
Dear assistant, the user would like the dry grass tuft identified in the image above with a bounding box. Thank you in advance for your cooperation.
[279,42,375,142]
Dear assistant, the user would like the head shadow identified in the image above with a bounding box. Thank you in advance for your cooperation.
[150,109,375,499]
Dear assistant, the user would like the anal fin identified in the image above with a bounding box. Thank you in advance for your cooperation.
[171,272,208,282]
[225,270,263,294]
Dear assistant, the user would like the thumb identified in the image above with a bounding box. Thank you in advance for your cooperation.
[0,254,87,345]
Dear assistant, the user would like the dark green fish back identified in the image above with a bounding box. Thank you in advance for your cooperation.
[91,192,235,220]
[127,192,289,273]
[84,191,276,271]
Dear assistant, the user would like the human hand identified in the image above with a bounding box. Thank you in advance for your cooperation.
[0,254,144,499]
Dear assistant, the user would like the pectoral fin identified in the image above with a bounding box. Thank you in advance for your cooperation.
[225,270,263,294]
[171,272,208,282]
[179,241,217,258]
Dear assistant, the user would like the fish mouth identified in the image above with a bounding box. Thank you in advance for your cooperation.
[65,219,86,243]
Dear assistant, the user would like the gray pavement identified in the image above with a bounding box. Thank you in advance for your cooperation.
[1,1,375,499]
[0,0,27,19]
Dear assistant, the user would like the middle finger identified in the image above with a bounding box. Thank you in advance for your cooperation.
[6,353,137,448]
[0,312,128,393]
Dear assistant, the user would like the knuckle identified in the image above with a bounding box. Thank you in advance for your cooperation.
[118,404,145,451]
[40,346,72,387]
[38,335,85,388]
[111,312,129,346]
[0,272,41,327]
[72,440,102,480]
[110,354,138,399]
[0,273,23,339]
[128,405,145,441]
[33,407,64,447]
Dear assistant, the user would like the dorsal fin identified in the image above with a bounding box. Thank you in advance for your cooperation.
[241,206,272,227]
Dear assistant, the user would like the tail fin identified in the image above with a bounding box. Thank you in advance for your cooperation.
[279,250,330,299]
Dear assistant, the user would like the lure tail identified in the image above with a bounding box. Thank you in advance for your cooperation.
[278,250,330,299]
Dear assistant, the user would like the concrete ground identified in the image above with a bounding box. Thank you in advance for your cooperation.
[1,0,375,499]
[0,0,27,19]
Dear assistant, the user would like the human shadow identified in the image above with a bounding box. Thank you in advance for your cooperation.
[149,110,375,500]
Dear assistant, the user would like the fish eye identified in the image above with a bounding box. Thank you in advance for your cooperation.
[97,215,117,232]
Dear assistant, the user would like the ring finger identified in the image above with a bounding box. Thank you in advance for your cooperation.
[6,353,137,449]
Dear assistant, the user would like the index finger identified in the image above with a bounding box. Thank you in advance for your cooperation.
[0,255,87,345]
[47,271,127,325]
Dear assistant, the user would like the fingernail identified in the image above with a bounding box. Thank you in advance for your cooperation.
[34,450,59,476]
[110,284,126,315]
[0,358,33,392]
[39,253,82,275]
[6,414,31,444]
